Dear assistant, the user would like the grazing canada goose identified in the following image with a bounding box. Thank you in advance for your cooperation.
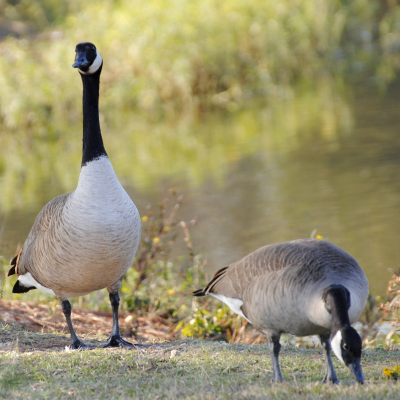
[8,42,142,350]
[193,239,368,383]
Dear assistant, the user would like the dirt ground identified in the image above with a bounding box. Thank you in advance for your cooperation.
[0,299,176,352]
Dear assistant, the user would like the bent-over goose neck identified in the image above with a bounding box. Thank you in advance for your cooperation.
[322,284,351,335]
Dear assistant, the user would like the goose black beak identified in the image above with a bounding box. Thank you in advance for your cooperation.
[348,358,365,384]
[73,53,90,71]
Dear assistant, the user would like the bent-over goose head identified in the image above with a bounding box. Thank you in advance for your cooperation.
[73,42,103,75]
[324,285,365,383]
[331,326,365,383]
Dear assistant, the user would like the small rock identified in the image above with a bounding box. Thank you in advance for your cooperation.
[170,349,183,358]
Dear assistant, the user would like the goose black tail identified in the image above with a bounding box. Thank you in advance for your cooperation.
[8,265,16,276]
[7,254,19,276]
[192,266,230,297]
[192,288,206,297]
[12,280,36,294]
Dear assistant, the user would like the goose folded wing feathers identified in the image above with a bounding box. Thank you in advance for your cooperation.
[196,244,291,299]
[9,194,69,282]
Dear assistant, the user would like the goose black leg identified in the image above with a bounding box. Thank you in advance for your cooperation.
[101,292,146,349]
[267,332,283,382]
[62,300,94,350]
[319,333,339,384]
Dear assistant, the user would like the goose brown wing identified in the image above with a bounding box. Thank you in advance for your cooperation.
[10,193,70,278]
[193,239,348,299]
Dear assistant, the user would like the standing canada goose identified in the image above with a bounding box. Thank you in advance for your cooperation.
[193,239,368,383]
[8,43,142,350]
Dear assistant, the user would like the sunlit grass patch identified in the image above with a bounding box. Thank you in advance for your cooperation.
[0,323,400,399]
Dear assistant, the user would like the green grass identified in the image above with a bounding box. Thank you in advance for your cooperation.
[1,323,399,399]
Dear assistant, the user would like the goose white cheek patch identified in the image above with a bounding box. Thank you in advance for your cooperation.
[331,331,344,363]
[79,50,103,75]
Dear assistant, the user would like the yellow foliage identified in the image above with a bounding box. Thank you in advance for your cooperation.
[383,365,400,380]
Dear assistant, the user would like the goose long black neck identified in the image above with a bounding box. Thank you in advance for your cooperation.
[80,67,107,166]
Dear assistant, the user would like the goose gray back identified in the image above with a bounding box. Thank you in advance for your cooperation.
[194,239,369,383]
[8,43,143,350]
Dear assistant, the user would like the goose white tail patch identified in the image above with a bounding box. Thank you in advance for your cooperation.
[79,50,103,75]
[210,293,251,323]
[18,273,55,296]
[331,331,344,363]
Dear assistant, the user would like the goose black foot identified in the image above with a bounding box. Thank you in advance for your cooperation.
[68,340,96,351]
[322,375,339,384]
[100,334,147,349]
[103,292,149,349]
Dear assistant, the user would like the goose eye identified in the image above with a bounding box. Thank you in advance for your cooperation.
[343,343,349,350]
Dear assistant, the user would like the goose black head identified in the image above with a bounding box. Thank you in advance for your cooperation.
[331,326,365,383]
[73,42,103,75]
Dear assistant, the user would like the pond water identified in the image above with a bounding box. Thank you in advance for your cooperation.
[1,79,400,295]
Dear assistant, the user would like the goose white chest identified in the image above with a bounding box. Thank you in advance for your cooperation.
[69,156,138,228]
[67,156,140,244]
[55,156,141,295]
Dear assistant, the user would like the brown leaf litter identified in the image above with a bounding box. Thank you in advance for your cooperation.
[0,299,177,352]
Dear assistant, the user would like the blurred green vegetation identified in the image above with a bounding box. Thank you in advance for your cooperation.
[0,0,78,28]
[2,0,400,121]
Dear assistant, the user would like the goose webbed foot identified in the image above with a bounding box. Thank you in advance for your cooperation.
[322,374,340,384]
[62,300,95,351]
[103,292,150,349]
[273,373,284,383]
[68,339,96,351]
[100,334,147,349]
